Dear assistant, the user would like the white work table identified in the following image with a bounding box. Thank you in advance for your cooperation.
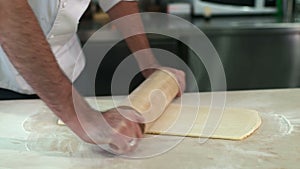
[0,89,299,169]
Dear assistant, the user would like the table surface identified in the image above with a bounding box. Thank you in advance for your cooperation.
[0,89,300,169]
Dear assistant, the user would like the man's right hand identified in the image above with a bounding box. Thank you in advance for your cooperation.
[65,106,143,155]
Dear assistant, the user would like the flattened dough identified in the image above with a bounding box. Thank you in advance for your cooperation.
[146,104,261,140]
[58,100,261,140]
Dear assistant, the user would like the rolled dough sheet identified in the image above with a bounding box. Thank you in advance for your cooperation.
[146,104,261,140]
[58,100,261,140]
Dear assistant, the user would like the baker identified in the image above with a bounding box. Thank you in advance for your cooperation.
[0,0,185,154]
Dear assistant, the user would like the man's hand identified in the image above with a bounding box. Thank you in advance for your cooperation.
[65,106,143,154]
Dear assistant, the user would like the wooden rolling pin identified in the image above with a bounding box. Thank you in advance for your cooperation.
[120,69,180,131]
[58,69,179,132]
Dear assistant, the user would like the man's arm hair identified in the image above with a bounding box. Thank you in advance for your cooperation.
[107,1,159,71]
[0,0,89,122]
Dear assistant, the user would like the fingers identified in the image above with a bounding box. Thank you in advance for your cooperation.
[108,121,142,154]
[101,109,143,154]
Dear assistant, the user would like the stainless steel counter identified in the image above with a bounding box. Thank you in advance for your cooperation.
[76,15,300,94]
[77,15,300,42]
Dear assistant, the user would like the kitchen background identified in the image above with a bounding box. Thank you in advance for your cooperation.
[74,0,300,96]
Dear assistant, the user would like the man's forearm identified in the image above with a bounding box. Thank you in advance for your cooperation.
[107,1,159,71]
[0,1,88,121]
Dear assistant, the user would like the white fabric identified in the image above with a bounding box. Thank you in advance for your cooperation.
[0,0,137,94]
[98,0,138,12]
